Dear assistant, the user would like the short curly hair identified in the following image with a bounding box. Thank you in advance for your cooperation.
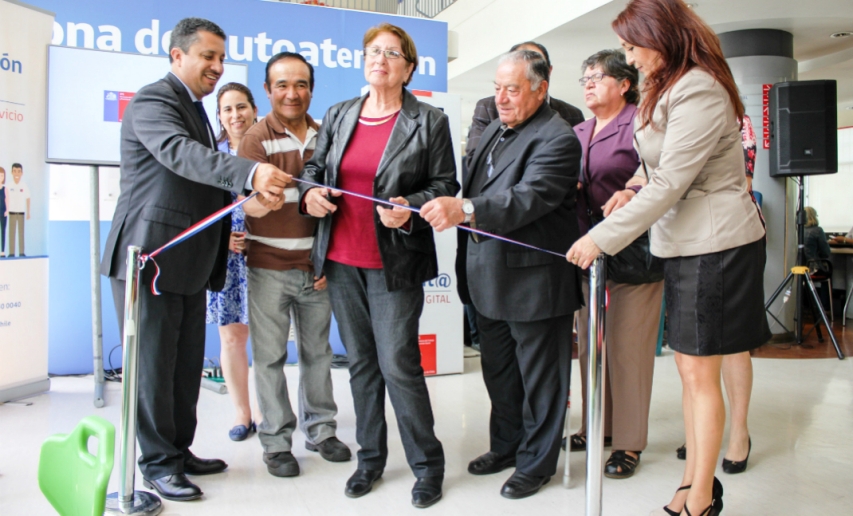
[581,49,640,105]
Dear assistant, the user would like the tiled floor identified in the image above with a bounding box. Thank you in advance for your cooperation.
[2,346,852,515]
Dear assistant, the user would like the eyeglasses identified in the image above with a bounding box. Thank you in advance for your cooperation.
[578,73,613,86]
[365,47,405,60]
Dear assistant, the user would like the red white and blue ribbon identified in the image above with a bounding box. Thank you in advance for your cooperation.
[140,192,258,295]
[139,179,573,296]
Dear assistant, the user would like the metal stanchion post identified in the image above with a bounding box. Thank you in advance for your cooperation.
[585,255,607,516]
[562,389,571,488]
[105,246,162,515]
[90,166,105,408]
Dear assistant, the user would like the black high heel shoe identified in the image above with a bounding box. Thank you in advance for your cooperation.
[684,477,724,516]
[649,484,690,516]
[684,504,718,516]
[713,476,724,513]
[722,437,751,474]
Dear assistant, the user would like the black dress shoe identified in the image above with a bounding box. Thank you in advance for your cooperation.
[500,471,550,499]
[467,451,516,475]
[264,451,300,477]
[142,473,202,501]
[183,452,228,475]
[306,436,352,462]
[411,476,443,508]
[345,468,383,498]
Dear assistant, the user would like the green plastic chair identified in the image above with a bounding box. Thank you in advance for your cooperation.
[38,415,115,516]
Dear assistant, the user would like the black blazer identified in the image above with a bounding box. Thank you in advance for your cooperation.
[465,95,585,162]
[458,103,583,322]
[100,73,255,295]
[298,89,460,292]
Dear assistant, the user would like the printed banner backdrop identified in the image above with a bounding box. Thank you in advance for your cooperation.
[33,0,457,375]
[0,0,54,402]
[30,0,448,120]
[414,90,464,376]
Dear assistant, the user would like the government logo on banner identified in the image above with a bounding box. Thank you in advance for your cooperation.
[103,90,135,122]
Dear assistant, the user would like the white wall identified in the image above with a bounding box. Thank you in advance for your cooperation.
[806,127,853,233]
[436,0,612,80]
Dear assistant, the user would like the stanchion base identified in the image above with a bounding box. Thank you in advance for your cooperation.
[105,491,163,515]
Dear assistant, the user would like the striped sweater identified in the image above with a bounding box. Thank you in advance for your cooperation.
[238,112,320,272]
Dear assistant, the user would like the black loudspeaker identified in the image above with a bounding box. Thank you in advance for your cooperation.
[769,80,837,177]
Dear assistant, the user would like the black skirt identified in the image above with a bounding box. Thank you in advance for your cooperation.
[664,238,771,356]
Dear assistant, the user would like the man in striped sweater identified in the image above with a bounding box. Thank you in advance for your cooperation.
[239,52,350,478]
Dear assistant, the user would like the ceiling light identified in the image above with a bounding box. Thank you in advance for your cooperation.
[830,31,853,38]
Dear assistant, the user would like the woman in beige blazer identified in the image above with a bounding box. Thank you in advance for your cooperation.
[566,1,769,515]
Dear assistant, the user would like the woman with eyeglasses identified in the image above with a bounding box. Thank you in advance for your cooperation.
[298,22,458,508]
[567,49,664,481]
[566,1,769,514]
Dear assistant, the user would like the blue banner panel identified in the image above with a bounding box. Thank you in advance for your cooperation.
[29,0,448,119]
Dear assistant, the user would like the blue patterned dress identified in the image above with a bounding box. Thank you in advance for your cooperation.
[206,141,249,325]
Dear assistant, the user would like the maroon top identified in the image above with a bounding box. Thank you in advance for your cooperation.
[574,103,640,236]
[327,111,400,269]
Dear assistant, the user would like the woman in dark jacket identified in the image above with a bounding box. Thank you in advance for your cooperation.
[298,23,459,509]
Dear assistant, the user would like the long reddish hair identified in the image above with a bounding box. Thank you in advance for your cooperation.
[612,0,743,129]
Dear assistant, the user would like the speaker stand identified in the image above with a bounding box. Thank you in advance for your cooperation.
[763,176,844,359]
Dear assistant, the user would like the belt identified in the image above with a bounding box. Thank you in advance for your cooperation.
[8,212,24,215]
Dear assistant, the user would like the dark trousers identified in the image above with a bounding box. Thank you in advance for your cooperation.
[111,278,206,480]
[464,303,481,347]
[1,214,5,253]
[476,310,572,477]
[324,260,445,478]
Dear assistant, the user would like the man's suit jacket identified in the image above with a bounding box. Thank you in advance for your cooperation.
[458,103,583,322]
[100,73,256,295]
[465,95,585,162]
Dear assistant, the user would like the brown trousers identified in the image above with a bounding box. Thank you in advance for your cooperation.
[8,213,24,256]
[576,279,664,452]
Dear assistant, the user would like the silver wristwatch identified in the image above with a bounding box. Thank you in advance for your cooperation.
[462,198,475,224]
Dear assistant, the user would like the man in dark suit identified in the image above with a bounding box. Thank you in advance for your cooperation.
[458,41,584,357]
[465,41,585,161]
[421,50,582,499]
[101,18,290,502]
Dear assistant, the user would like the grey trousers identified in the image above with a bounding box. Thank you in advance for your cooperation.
[324,260,445,478]
[248,267,338,453]
[576,280,664,451]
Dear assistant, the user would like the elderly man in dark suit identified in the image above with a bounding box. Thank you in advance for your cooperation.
[421,50,582,500]
[465,41,585,160]
[101,18,289,502]
[459,41,584,354]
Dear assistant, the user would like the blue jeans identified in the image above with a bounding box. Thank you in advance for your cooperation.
[324,260,445,477]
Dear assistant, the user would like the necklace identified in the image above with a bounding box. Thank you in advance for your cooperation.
[359,112,397,126]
